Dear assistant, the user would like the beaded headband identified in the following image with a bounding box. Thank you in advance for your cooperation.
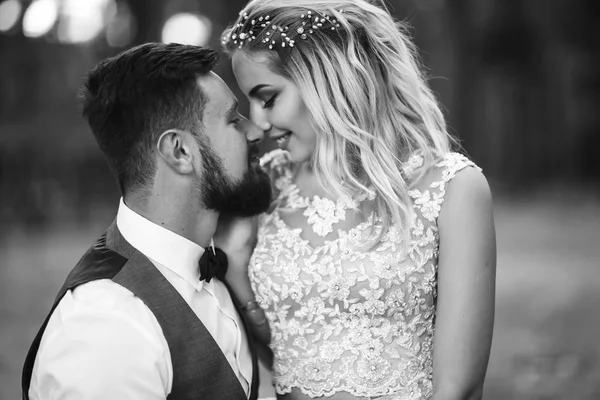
[223,9,342,50]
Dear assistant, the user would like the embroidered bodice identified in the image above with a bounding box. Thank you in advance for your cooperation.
[250,150,478,399]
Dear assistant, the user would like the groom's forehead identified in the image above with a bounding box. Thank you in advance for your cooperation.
[197,72,235,121]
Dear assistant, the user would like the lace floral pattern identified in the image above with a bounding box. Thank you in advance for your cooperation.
[252,151,478,399]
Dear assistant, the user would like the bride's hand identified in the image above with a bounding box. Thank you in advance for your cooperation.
[213,215,258,259]
[214,214,258,304]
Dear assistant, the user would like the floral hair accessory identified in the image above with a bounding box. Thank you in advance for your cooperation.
[223,9,342,50]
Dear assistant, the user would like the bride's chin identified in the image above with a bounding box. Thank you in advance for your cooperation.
[288,148,313,165]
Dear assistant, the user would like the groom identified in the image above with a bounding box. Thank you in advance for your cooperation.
[22,43,271,399]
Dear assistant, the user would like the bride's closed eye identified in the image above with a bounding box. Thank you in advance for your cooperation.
[263,94,278,109]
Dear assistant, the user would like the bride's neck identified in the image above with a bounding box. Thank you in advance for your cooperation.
[293,161,330,199]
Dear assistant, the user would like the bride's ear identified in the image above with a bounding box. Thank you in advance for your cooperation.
[156,129,195,174]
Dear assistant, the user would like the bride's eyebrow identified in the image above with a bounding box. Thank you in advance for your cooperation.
[248,84,271,98]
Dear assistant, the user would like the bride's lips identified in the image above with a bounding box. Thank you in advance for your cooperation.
[269,131,292,141]
[270,131,292,149]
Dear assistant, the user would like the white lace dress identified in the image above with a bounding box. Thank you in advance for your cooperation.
[250,150,479,400]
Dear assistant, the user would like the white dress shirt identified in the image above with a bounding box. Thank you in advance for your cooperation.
[29,199,252,399]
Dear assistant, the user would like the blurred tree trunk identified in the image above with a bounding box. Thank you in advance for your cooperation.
[0,35,30,120]
[127,0,165,44]
[446,0,548,188]
[0,36,94,124]
[556,0,600,184]
[446,0,478,156]
[201,0,260,89]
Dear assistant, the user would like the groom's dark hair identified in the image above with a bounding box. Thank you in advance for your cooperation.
[80,42,220,195]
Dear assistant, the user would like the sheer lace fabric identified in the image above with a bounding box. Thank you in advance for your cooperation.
[250,151,478,399]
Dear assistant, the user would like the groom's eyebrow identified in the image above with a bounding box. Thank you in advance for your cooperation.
[225,100,239,120]
[248,84,270,98]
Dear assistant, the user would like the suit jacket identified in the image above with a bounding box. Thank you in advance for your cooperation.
[22,221,260,400]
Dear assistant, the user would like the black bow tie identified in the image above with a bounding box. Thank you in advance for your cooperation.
[199,246,228,283]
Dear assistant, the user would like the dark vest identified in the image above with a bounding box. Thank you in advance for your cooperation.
[22,221,259,400]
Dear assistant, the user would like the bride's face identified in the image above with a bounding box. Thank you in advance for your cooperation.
[232,51,317,164]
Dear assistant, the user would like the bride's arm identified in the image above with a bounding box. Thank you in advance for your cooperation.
[214,215,273,366]
[214,215,259,303]
[431,168,496,400]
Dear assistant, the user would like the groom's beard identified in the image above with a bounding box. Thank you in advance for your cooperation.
[198,143,272,217]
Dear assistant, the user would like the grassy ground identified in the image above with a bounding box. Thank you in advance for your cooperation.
[1,197,599,399]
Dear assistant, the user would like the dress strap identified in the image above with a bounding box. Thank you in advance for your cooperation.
[408,152,480,222]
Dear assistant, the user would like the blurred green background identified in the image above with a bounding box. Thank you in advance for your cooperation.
[0,0,599,399]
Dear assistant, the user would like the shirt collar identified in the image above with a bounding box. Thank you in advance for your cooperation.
[116,198,205,288]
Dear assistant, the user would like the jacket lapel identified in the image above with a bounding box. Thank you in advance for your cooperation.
[224,281,261,400]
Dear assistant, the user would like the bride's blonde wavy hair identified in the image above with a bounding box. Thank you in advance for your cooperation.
[223,0,456,243]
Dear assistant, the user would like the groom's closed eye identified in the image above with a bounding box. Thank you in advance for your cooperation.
[226,101,241,124]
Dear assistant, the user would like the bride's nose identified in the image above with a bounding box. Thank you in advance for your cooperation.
[241,119,264,144]
[250,104,272,132]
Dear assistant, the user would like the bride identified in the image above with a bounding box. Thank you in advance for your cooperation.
[217,1,497,399]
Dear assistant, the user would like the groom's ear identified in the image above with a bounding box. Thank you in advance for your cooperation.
[156,129,196,174]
